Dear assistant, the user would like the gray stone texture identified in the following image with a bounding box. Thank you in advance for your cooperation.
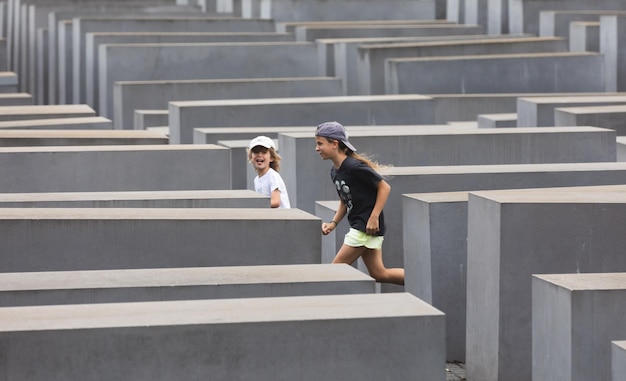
[569,21,600,52]
[554,105,626,134]
[613,341,626,381]
[0,129,168,146]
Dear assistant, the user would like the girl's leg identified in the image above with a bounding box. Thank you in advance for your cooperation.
[332,244,367,265]
[360,248,405,285]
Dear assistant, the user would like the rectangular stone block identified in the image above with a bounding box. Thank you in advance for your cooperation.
[0,116,112,130]
[0,129,168,146]
[295,23,484,42]
[0,92,32,105]
[0,189,269,208]
[0,207,321,272]
[86,31,294,113]
[613,341,626,381]
[358,36,567,95]
[477,113,517,128]
[539,9,626,39]
[618,137,626,161]
[74,17,276,105]
[600,15,626,92]
[169,95,435,144]
[569,21,600,52]
[517,94,626,127]
[533,273,626,381]
[554,105,626,134]
[280,126,617,213]
[115,77,342,130]
[386,52,606,94]
[194,125,316,144]
[134,109,168,130]
[0,263,375,307]
[0,292,445,381]
[0,144,230,192]
[99,41,321,119]
[466,187,626,381]
[0,104,95,121]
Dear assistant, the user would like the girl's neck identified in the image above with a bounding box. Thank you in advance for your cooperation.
[256,166,271,177]
[331,152,348,169]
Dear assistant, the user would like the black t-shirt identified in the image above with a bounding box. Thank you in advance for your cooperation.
[330,156,385,236]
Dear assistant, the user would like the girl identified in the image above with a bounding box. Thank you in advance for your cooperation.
[315,121,404,285]
[248,135,291,208]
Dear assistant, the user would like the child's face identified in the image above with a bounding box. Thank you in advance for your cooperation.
[315,136,336,160]
[250,146,273,174]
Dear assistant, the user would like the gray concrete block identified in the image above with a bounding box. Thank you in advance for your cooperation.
[0,71,18,92]
[275,19,452,34]
[0,116,112,130]
[0,144,231,192]
[466,187,626,381]
[0,104,95,121]
[533,273,626,381]
[517,94,626,127]
[86,31,294,114]
[613,341,626,381]
[509,0,626,35]
[600,15,626,92]
[618,137,626,161]
[359,36,567,95]
[0,129,168,146]
[477,113,517,128]
[134,109,168,130]
[0,189,269,208]
[242,0,436,21]
[115,77,342,130]
[403,191,468,362]
[74,17,276,105]
[570,21,600,52]
[539,9,626,39]
[280,126,617,213]
[0,264,375,306]
[0,92,31,105]
[99,41,321,119]
[386,52,606,95]
[194,126,316,144]
[169,95,435,144]
[0,292,444,380]
[554,105,626,134]
[0,207,321,272]
[295,23,484,42]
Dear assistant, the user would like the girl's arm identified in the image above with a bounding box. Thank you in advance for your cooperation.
[270,189,281,208]
[322,199,347,235]
[366,179,391,235]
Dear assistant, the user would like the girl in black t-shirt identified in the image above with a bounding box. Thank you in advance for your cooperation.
[315,121,404,286]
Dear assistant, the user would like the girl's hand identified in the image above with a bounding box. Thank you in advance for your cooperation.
[366,215,380,235]
[321,222,336,235]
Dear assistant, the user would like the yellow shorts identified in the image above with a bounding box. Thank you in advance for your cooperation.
[344,228,384,250]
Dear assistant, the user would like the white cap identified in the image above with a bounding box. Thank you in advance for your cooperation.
[249,136,275,150]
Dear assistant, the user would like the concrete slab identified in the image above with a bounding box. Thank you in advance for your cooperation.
[0,116,112,130]
[0,104,95,121]
[533,273,626,381]
[0,71,18,92]
[115,76,342,130]
[134,109,168,130]
[0,92,31,105]
[0,129,168,146]
[86,31,294,113]
[0,189,269,208]
[169,94,436,144]
[0,144,231,192]
[275,19,451,34]
[466,187,626,381]
[539,9,626,39]
[358,36,567,95]
[517,94,626,127]
[0,293,444,380]
[618,137,626,161]
[613,341,626,381]
[569,21,600,52]
[99,41,321,118]
[477,113,517,128]
[386,52,606,94]
[554,105,626,134]
[280,126,617,213]
[0,264,375,306]
[0,207,321,272]
[600,15,626,92]
[295,23,485,42]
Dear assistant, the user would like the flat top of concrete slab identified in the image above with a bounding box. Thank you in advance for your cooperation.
[614,341,626,349]
[170,94,433,107]
[278,19,452,27]
[390,51,599,62]
[0,208,318,220]
[479,113,517,120]
[0,292,441,332]
[0,144,225,153]
[0,117,111,127]
[117,76,337,85]
[315,200,341,209]
[315,34,494,44]
[91,32,290,37]
[534,273,626,291]
[0,93,31,99]
[618,137,626,143]
[285,126,608,138]
[518,95,626,103]
[0,105,95,115]
[0,130,167,138]
[425,92,624,99]
[0,190,266,202]
[0,264,372,291]
[196,124,470,133]
[105,41,313,48]
[382,162,626,176]
[218,139,277,148]
[363,36,562,49]
[471,185,626,203]
[403,192,470,203]
[297,24,479,31]
[556,104,626,113]
[134,109,168,115]
[0,72,16,78]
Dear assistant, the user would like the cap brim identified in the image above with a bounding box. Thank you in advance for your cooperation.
[343,140,357,152]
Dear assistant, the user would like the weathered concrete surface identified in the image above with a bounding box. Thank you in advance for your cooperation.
[0,116,112,130]
[517,94,626,127]
[554,105,626,134]
[0,129,168,146]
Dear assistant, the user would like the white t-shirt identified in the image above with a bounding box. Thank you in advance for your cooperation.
[254,168,291,208]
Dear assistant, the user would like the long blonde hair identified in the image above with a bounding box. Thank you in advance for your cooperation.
[248,147,282,172]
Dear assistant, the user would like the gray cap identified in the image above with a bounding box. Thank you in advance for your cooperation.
[315,121,356,152]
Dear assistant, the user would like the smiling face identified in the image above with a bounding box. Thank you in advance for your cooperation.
[250,146,273,176]
[315,136,337,160]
